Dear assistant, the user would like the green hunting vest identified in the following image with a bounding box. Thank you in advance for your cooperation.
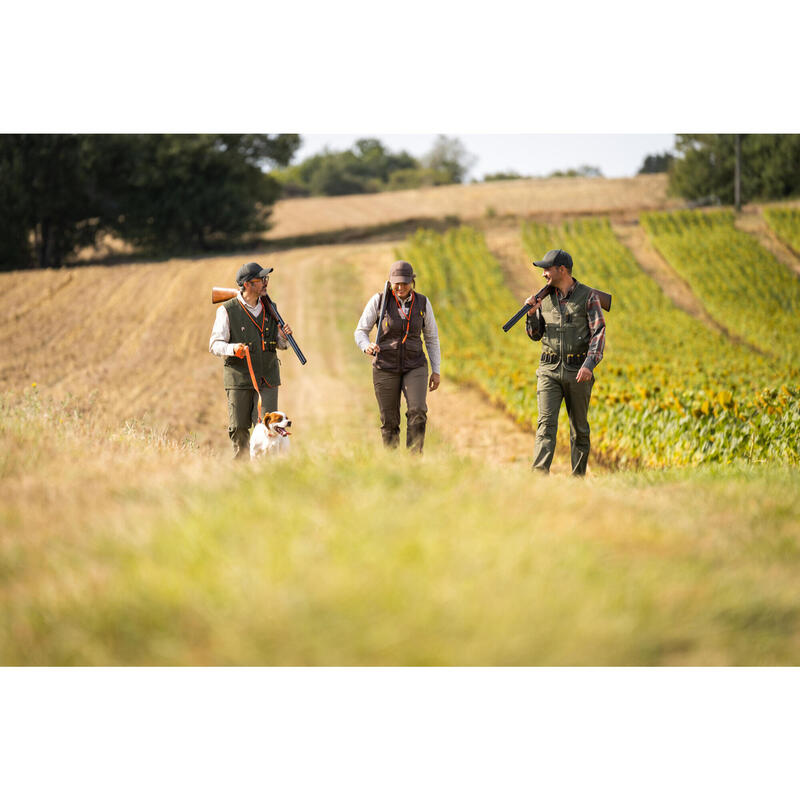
[539,280,593,371]
[222,297,281,389]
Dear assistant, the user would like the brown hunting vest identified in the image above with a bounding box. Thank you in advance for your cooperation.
[374,291,429,373]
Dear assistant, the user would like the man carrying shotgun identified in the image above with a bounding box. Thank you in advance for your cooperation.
[523,249,606,476]
[209,261,294,459]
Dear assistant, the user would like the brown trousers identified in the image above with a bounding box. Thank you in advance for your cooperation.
[372,364,428,451]
[226,385,279,459]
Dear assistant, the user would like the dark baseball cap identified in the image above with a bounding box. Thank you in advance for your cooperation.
[389,260,416,283]
[236,261,273,285]
[533,249,573,269]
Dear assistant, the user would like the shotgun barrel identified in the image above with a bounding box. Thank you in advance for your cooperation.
[502,284,612,333]
[264,292,307,365]
[211,287,307,365]
[373,281,390,349]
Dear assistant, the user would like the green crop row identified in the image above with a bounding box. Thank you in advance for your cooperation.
[641,209,800,364]
[763,206,800,256]
[399,222,799,467]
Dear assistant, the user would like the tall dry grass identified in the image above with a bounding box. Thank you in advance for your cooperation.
[3,385,800,666]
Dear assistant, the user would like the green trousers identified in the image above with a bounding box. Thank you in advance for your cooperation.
[532,367,594,476]
[226,385,279,459]
[372,364,428,451]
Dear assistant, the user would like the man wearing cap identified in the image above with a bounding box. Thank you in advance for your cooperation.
[523,249,606,476]
[209,261,293,459]
[354,260,441,453]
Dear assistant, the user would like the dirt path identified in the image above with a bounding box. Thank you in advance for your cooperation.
[610,222,733,333]
[734,207,800,277]
[276,240,553,469]
[484,224,536,301]
[611,221,779,358]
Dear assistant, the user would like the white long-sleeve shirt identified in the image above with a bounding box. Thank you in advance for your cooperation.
[354,291,441,374]
[209,292,288,357]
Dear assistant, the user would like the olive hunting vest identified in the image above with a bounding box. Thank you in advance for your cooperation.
[222,297,281,389]
[374,291,429,373]
[539,280,593,370]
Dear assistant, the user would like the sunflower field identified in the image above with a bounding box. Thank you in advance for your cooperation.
[641,209,800,364]
[400,222,800,467]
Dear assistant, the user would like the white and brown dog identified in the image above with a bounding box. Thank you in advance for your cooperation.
[250,411,292,459]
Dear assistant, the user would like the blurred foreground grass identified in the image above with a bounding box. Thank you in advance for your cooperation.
[2,387,800,666]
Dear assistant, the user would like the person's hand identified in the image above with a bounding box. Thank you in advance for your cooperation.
[365,343,380,355]
[233,344,248,359]
[525,295,543,315]
[429,373,441,391]
[576,366,593,383]
[280,323,293,337]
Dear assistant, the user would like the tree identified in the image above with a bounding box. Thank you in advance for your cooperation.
[548,165,603,178]
[422,135,477,184]
[108,134,299,251]
[483,170,527,181]
[637,151,674,174]
[386,167,453,191]
[0,134,300,270]
[0,135,111,269]
[668,134,800,204]
[271,139,419,197]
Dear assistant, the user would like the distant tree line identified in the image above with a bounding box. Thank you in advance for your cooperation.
[272,135,477,197]
[637,135,800,204]
[637,152,674,174]
[0,134,300,270]
[666,134,800,205]
[482,165,604,182]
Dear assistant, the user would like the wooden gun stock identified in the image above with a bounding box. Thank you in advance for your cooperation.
[211,287,307,365]
[212,287,237,304]
[502,284,612,333]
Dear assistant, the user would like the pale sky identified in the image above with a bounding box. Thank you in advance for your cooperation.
[292,134,677,181]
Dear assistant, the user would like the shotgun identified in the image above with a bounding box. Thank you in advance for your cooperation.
[211,287,307,365]
[373,281,390,349]
[502,283,612,333]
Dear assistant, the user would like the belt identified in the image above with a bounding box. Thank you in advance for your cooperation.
[541,351,587,366]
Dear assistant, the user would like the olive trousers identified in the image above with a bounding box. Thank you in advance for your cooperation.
[372,364,428,452]
[532,367,594,476]
[226,385,279,459]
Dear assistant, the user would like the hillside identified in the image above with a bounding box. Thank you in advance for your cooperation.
[266,174,678,239]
